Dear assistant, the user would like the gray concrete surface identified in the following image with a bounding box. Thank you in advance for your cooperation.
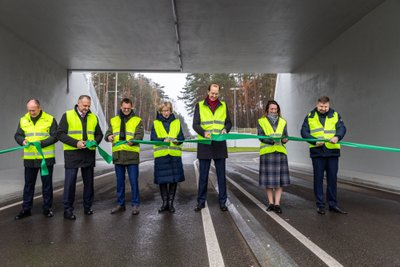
[276,0,400,190]
[0,0,384,72]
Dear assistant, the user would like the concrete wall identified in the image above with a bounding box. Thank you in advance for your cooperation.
[0,25,108,171]
[275,0,400,186]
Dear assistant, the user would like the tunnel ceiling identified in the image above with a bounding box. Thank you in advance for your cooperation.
[0,0,384,73]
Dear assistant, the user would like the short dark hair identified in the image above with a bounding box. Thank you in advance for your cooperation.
[26,98,40,106]
[79,95,91,101]
[120,98,133,106]
[318,96,330,103]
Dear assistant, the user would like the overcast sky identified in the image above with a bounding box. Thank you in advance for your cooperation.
[139,72,193,133]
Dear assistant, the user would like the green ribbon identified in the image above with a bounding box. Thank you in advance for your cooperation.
[0,142,48,176]
[210,133,400,153]
[85,140,113,164]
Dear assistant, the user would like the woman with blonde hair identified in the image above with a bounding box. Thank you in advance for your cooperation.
[151,101,185,213]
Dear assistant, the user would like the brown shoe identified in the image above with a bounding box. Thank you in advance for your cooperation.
[132,206,140,215]
[111,205,126,214]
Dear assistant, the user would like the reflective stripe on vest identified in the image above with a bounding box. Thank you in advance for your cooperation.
[20,111,55,159]
[198,100,227,140]
[153,119,182,158]
[110,115,141,153]
[63,110,98,151]
[258,117,287,156]
[308,111,340,149]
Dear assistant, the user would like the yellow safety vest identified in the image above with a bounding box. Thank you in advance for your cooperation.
[64,110,98,151]
[198,100,227,140]
[110,115,141,153]
[153,119,182,158]
[20,111,55,159]
[258,117,287,155]
[308,111,340,149]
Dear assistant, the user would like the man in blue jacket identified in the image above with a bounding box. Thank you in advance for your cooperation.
[301,96,347,215]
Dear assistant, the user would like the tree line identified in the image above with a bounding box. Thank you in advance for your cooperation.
[91,73,191,136]
[179,73,276,130]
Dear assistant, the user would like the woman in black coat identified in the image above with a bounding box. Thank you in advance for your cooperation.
[150,102,185,213]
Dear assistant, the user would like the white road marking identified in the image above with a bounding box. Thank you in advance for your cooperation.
[0,171,114,211]
[226,175,343,267]
[193,159,225,267]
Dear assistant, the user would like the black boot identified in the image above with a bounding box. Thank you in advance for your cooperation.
[158,184,169,213]
[168,183,177,213]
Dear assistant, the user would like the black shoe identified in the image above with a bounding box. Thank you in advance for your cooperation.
[317,207,326,215]
[64,212,76,220]
[43,209,54,218]
[266,204,274,212]
[15,210,31,220]
[329,206,348,214]
[84,208,94,215]
[132,206,140,215]
[194,204,205,212]
[111,205,126,214]
[169,201,175,213]
[274,205,282,214]
[220,204,228,212]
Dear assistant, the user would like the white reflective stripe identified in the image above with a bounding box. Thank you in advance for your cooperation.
[113,132,120,135]
[154,146,169,151]
[324,130,336,134]
[68,130,82,134]
[24,152,36,156]
[35,133,49,136]
[213,120,225,124]
[201,121,213,125]
[25,133,35,137]
[43,150,55,155]
[87,131,95,135]
[126,131,135,136]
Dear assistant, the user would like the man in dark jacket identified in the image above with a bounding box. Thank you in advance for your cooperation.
[193,83,232,212]
[57,95,103,220]
[301,96,347,215]
[105,98,144,215]
[14,99,58,219]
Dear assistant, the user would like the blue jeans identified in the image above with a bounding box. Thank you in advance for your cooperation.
[22,166,53,211]
[115,164,140,207]
[197,159,227,206]
[312,157,339,208]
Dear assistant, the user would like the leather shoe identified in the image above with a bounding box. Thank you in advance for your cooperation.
[220,204,228,211]
[64,212,76,220]
[266,204,274,212]
[329,206,348,214]
[132,206,140,215]
[84,208,94,215]
[317,207,326,215]
[194,204,205,212]
[274,205,282,214]
[43,209,54,218]
[111,205,126,214]
[15,210,31,220]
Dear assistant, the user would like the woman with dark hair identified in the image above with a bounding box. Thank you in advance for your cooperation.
[257,100,290,214]
[151,101,185,213]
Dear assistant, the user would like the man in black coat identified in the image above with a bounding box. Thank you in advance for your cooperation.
[14,99,58,219]
[301,96,347,215]
[57,95,103,220]
[193,83,232,212]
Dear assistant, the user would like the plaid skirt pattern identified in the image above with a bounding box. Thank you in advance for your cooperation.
[259,152,290,188]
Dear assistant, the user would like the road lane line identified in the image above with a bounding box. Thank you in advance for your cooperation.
[0,171,114,211]
[226,175,343,267]
[193,160,225,267]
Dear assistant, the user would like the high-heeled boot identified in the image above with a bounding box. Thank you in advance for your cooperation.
[168,183,177,213]
[158,184,169,212]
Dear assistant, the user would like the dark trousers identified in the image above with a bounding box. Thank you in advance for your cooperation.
[22,166,54,211]
[312,157,339,208]
[115,164,139,207]
[63,167,94,213]
[197,158,227,206]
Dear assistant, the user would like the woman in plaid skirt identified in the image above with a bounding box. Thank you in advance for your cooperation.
[258,100,290,214]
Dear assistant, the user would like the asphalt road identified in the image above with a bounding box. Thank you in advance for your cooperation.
[0,151,399,267]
